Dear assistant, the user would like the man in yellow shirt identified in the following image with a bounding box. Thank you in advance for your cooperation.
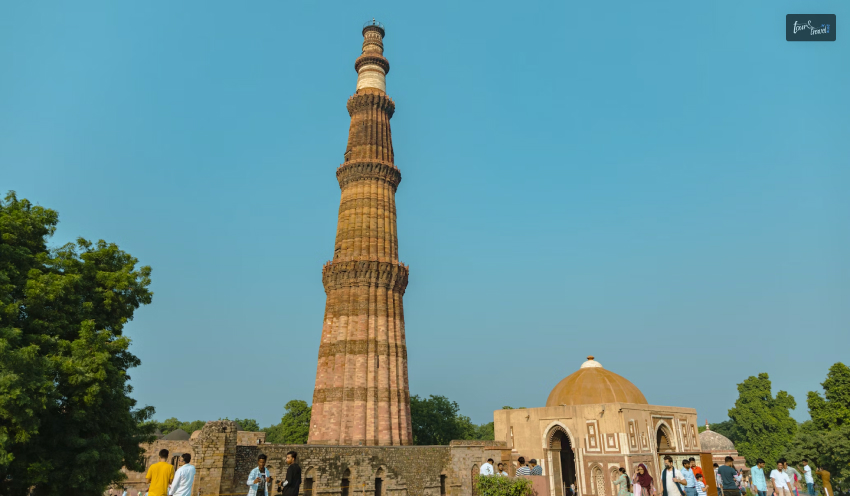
[145,449,175,496]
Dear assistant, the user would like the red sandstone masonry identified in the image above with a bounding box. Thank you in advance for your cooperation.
[309,23,412,446]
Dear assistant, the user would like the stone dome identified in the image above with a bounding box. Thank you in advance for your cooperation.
[546,356,648,407]
[162,428,190,441]
[699,428,735,450]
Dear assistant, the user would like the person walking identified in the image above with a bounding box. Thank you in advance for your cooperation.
[530,459,543,476]
[800,460,814,496]
[278,451,301,496]
[681,459,698,496]
[516,457,531,476]
[814,468,831,496]
[770,460,793,496]
[169,453,195,496]
[661,455,687,496]
[480,459,495,476]
[614,467,631,496]
[751,459,767,496]
[144,449,175,496]
[247,453,274,496]
[717,456,741,496]
[633,463,654,496]
[784,465,801,496]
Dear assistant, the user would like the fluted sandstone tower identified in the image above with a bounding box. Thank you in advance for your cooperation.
[308,21,413,446]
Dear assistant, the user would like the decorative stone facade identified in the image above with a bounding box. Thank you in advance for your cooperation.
[309,20,412,446]
[495,358,705,496]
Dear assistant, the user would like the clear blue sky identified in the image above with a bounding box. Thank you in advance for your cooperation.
[2,0,848,429]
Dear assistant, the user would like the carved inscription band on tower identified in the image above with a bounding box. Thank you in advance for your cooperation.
[308,21,413,446]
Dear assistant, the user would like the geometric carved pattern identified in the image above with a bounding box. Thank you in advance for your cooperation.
[336,160,401,191]
[629,421,638,450]
[318,340,407,360]
[313,387,411,405]
[347,92,395,118]
[322,260,409,293]
[586,421,599,451]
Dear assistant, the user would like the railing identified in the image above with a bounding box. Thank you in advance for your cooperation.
[363,19,385,30]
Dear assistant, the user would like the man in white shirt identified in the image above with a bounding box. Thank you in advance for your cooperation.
[801,459,814,496]
[770,460,794,496]
[480,458,495,476]
[169,453,196,496]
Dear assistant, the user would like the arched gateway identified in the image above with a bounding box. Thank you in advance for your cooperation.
[548,426,577,496]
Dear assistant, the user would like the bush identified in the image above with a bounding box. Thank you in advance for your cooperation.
[475,475,535,496]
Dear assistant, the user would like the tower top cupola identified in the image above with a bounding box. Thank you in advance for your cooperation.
[356,19,390,94]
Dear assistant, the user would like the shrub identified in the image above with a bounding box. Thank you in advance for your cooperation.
[475,475,535,496]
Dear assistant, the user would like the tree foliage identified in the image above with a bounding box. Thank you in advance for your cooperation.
[410,395,495,445]
[266,400,312,444]
[411,395,473,445]
[146,418,207,436]
[0,192,155,496]
[727,373,796,467]
[784,363,850,493]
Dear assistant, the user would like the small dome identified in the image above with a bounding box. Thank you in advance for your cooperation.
[163,428,190,440]
[699,429,735,450]
[546,356,648,407]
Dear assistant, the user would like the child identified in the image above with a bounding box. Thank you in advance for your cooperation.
[696,474,708,496]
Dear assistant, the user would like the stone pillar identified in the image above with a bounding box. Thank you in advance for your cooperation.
[190,420,238,496]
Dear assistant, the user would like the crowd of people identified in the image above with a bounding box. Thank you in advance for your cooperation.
[477,454,833,496]
[610,455,834,496]
[111,450,302,496]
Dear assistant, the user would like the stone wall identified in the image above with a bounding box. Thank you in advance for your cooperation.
[110,421,509,496]
[230,441,507,496]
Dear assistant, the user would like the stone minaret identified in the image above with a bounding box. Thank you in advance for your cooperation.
[308,20,413,446]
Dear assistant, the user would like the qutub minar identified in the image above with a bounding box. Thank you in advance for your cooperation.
[308,20,413,446]
[114,21,727,496]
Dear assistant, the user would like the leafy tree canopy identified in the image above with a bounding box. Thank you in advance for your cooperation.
[0,192,155,496]
[807,362,850,431]
[265,400,311,444]
[145,418,207,436]
[727,372,796,468]
[410,395,496,445]
[785,363,850,493]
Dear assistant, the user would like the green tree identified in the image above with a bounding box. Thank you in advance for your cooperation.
[473,422,495,441]
[410,395,476,445]
[727,373,797,468]
[785,363,850,493]
[228,418,260,432]
[146,418,206,436]
[0,192,155,496]
[807,362,850,430]
[265,400,312,444]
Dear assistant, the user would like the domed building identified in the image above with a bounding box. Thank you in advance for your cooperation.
[699,422,745,468]
[495,357,703,496]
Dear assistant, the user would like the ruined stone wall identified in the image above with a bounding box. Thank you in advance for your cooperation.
[229,442,507,496]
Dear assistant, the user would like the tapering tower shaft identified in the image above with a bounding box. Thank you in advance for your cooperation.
[308,21,413,446]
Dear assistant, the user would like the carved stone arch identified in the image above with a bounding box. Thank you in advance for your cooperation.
[543,421,576,450]
[654,420,676,452]
[375,466,386,478]
[471,465,480,496]
[588,463,605,496]
[609,467,621,496]
[304,467,316,479]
